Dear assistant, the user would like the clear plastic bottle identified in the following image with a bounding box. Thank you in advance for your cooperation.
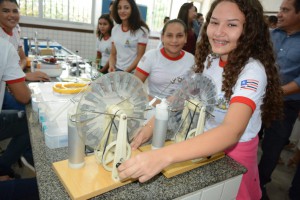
[152,98,169,149]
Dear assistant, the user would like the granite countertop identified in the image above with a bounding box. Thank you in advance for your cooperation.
[26,105,246,200]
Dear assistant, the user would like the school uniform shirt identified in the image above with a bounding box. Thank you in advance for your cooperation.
[136,48,195,98]
[96,36,112,67]
[111,24,149,71]
[0,25,22,51]
[0,38,25,111]
[203,56,267,142]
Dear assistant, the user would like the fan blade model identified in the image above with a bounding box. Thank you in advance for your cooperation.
[168,72,217,161]
[74,72,148,181]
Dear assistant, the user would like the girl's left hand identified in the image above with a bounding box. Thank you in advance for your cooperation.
[117,150,170,183]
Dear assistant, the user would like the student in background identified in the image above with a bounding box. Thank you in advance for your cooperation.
[135,19,194,106]
[0,0,49,112]
[118,1,283,199]
[177,2,198,55]
[0,0,49,82]
[0,37,31,179]
[0,0,36,170]
[0,37,39,200]
[108,0,149,73]
[95,14,114,74]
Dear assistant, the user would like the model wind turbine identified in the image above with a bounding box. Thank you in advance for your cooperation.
[168,71,217,154]
[73,72,148,181]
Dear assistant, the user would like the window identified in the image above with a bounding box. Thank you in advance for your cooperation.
[18,0,39,17]
[136,0,203,32]
[18,0,94,25]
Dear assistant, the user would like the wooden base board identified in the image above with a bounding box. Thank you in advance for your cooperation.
[52,150,140,200]
[139,141,225,178]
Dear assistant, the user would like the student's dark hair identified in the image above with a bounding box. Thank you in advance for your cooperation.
[194,0,283,126]
[96,14,114,40]
[163,16,170,24]
[268,15,278,24]
[161,19,187,36]
[112,0,149,34]
[177,2,194,30]
[294,0,300,13]
[197,13,203,18]
[0,0,19,7]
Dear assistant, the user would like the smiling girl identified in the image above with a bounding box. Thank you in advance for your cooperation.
[108,0,149,73]
[118,1,283,199]
[134,19,194,106]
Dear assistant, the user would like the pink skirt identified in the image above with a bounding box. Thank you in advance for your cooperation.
[225,135,262,200]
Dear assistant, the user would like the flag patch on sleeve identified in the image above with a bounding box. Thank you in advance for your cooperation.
[240,79,259,92]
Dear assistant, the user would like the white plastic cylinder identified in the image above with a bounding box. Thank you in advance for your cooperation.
[68,103,85,168]
[152,98,169,149]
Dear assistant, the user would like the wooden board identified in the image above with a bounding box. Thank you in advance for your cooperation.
[139,141,225,178]
[52,150,140,200]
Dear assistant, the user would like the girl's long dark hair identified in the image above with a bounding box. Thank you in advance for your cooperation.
[195,0,283,126]
[177,2,194,30]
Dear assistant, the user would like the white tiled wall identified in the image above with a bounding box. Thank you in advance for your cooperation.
[21,27,97,60]
[21,27,160,61]
[175,174,243,200]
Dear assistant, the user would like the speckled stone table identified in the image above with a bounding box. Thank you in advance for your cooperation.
[26,104,246,200]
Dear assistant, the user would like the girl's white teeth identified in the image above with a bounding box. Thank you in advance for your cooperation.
[215,40,226,44]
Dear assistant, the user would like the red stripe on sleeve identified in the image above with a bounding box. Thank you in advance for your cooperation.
[136,67,149,76]
[6,77,26,84]
[230,96,256,113]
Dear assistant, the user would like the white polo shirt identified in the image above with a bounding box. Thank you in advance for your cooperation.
[96,36,112,67]
[0,38,25,111]
[0,25,22,51]
[136,48,195,98]
[111,24,149,70]
[203,56,267,142]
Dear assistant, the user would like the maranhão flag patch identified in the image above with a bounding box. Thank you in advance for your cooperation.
[240,79,259,92]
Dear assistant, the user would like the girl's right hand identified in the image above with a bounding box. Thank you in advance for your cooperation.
[130,126,153,150]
